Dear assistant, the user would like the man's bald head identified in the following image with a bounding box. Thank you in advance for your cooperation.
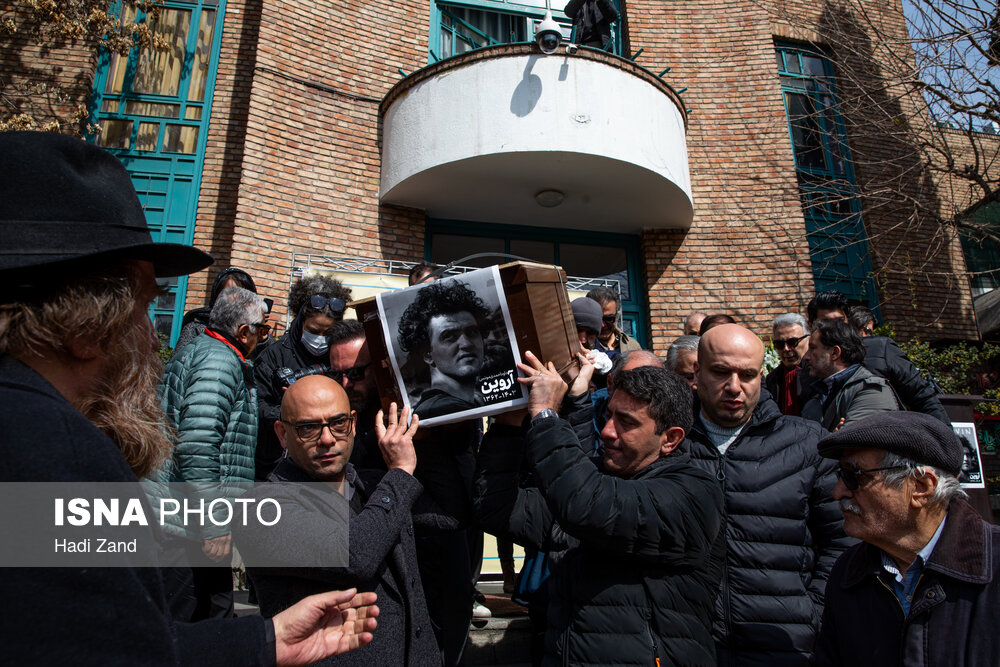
[684,312,708,336]
[608,349,664,390]
[695,324,765,428]
[277,375,355,484]
[698,324,765,366]
[281,374,350,420]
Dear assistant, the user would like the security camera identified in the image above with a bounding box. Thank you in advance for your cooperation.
[566,43,578,55]
[535,12,562,55]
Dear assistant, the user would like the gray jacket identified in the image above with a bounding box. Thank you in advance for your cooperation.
[234,459,456,666]
[802,364,900,431]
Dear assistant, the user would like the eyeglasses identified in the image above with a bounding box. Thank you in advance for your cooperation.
[773,334,808,350]
[309,295,346,314]
[281,415,355,443]
[328,363,371,383]
[246,322,271,339]
[601,315,617,324]
[836,464,909,490]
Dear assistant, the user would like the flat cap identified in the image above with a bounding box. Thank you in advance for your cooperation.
[817,411,963,476]
[571,297,603,334]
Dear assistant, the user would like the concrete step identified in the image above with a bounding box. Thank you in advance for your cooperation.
[463,585,532,666]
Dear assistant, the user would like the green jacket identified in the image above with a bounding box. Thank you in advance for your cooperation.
[148,331,258,541]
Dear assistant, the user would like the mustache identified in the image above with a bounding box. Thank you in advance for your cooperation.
[839,499,861,516]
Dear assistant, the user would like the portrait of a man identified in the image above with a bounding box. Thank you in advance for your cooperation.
[377,266,526,425]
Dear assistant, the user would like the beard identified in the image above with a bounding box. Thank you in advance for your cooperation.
[77,322,173,479]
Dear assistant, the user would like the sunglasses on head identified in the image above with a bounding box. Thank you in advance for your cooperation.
[309,295,346,314]
[773,334,808,349]
[328,363,371,383]
[836,464,909,490]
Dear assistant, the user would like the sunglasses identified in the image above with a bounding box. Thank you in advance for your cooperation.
[281,414,355,443]
[836,464,909,490]
[327,363,371,383]
[309,295,346,314]
[773,334,808,350]
[601,315,617,324]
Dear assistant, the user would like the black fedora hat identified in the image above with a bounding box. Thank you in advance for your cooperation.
[0,131,213,283]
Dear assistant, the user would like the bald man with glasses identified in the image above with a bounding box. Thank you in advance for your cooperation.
[236,375,464,666]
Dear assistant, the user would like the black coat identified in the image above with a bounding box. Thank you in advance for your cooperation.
[253,313,329,480]
[475,416,725,666]
[563,0,618,47]
[764,363,815,417]
[862,336,950,424]
[814,498,1000,666]
[684,394,854,667]
[0,355,271,666]
[236,458,452,666]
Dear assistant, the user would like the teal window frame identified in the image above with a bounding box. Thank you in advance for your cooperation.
[776,41,879,308]
[429,0,622,63]
[88,0,227,346]
[959,200,1000,295]
[426,219,647,347]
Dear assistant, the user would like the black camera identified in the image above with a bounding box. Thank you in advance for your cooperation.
[277,364,330,387]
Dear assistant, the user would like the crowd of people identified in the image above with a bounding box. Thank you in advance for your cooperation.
[3,131,1000,667]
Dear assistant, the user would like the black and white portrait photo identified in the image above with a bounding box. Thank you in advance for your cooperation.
[952,422,985,488]
[376,265,528,426]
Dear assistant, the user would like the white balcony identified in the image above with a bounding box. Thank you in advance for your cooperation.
[379,44,692,233]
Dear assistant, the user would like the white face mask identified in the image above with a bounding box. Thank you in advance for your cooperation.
[301,330,329,356]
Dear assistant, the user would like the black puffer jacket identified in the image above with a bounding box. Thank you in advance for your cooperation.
[253,312,328,480]
[475,417,725,666]
[862,336,950,425]
[683,394,853,667]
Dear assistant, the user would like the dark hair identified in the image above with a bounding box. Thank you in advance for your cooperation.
[397,280,489,354]
[698,313,736,335]
[288,275,352,317]
[614,366,693,435]
[848,305,876,334]
[586,287,619,309]
[815,319,865,366]
[408,261,439,286]
[807,289,848,323]
[329,319,366,346]
[209,268,256,307]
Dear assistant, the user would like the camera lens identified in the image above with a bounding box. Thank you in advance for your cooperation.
[539,32,560,54]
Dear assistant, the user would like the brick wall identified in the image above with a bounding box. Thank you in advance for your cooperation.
[629,0,816,351]
[186,0,265,309]
[5,0,989,347]
[769,0,981,340]
[0,3,98,133]
[215,0,430,322]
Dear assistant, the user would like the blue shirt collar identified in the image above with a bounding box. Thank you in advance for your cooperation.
[880,513,947,615]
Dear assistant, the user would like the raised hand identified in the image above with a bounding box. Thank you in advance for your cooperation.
[273,588,379,666]
[568,352,596,397]
[375,403,419,475]
[516,350,569,418]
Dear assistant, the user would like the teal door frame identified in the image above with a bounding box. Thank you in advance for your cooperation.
[88,0,227,345]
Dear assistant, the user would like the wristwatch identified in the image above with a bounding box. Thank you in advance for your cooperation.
[531,408,559,426]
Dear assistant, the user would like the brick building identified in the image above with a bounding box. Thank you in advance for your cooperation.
[3,0,997,349]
